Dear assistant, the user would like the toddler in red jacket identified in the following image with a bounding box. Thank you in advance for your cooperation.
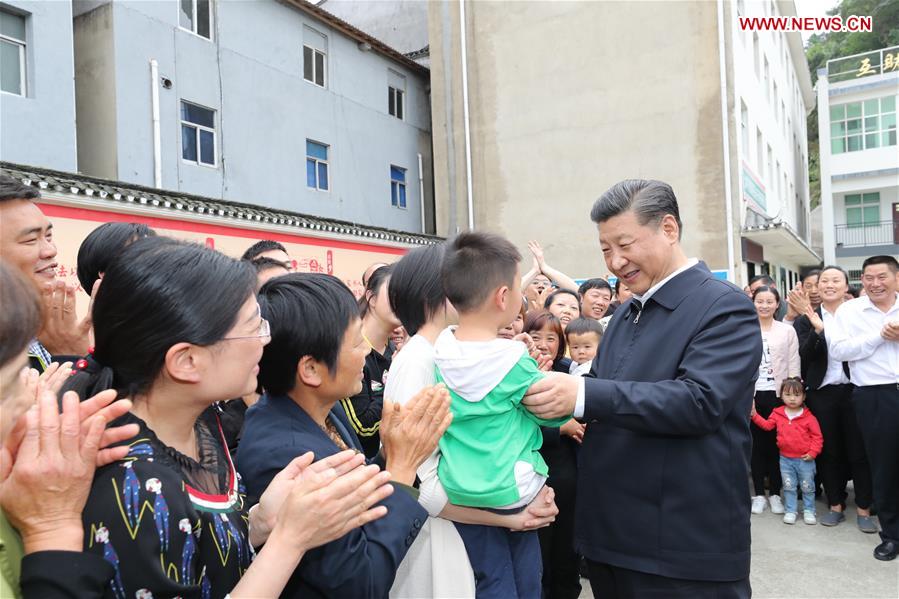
[751,377,823,525]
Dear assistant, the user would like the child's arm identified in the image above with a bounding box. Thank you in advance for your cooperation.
[750,411,776,431]
[805,415,824,460]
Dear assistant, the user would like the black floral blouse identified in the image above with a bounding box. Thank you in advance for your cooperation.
[81,408,251,599]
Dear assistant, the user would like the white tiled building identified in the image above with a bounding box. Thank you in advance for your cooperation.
[817,45,899,285]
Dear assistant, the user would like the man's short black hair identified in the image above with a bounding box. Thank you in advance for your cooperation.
[565,317,603,339]
[389,244,446,336]
[257,273,359,396]
[251,256,290,274]
[242,239,287,262]
[862,255,899,273]
[591,179,683,240]
[0,173,40,203]
[77,222,156,294]
[801,269,821,283]
[749,274,775,287]
[578,278,612,297]
[442,232,520,313]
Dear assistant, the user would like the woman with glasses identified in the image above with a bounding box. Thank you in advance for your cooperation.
[63,237,393,598]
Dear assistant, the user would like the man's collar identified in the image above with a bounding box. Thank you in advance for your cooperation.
[861,292,899,314]
[632,258,700,309]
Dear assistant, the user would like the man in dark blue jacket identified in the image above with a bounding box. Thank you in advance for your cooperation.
[524,179,761,598]
[239,273,447,599]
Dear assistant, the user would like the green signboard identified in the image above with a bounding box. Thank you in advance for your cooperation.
[742,164,766,211]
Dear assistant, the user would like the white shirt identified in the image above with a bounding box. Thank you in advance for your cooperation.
[819,306,851,388]
[383,334,477,599]
[574,259,698,418]
[828,293,899,386]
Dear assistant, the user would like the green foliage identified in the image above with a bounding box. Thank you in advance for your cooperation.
[804,0,899,208]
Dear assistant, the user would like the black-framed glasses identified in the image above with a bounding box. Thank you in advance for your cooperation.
[222,318,271,341]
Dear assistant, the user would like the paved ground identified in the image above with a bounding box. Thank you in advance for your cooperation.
[578,490,899,598]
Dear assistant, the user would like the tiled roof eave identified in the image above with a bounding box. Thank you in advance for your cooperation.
[0,161,440,247]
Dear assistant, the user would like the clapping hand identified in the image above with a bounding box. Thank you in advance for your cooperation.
[38,280,98,356]
[785,284,809,320]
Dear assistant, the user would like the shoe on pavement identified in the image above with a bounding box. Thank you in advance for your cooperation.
[751,496,767,514]
[803,511,817,525]
[782,512,797,525]
[874,540,898,561]
[857,515,879,534]
[769,495,785,514]
[820,511,845,527]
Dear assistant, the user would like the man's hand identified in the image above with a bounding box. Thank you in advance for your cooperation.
[38,281,92,356]
[522,371,578,419]
[785,284,807,320]
[801,453,814,462]
[881,320,899,342]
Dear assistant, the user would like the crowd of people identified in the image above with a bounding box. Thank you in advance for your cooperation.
[0,171,897,599]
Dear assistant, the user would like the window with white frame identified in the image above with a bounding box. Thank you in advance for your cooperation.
[753,34,760,79]
[388,71,406,119]
[390,166,407,208]
[180,101,216,167]
[303,26,327,88]
[306,140,329,191]
[756,128,764,175]
[0,9,26,96]
[845,192,880,228]
[740,100,749,156]
[303,46,326,87]
[179,0,211,39]
[830,96,897,154]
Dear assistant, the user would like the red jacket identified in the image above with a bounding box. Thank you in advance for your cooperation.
[751,406,823,459]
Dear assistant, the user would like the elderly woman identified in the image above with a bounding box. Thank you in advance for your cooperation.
[0,260,137,598]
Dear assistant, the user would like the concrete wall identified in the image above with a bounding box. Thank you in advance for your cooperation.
[429,0,729,279]
[73,3,117,179]
[0,0,77,171]
[321,0,429,55]
[73,0,432,234]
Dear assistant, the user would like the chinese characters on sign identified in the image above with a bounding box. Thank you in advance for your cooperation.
[828,46,899,83]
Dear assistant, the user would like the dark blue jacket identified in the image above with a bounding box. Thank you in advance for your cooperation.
[238,394,427,599]
[578,262,761,581]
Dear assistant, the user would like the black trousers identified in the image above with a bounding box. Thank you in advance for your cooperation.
[853,384,899,542]
[751,390,782,496]
[586,561,750,599]
[806,383,873,509]
[538,441,581,599]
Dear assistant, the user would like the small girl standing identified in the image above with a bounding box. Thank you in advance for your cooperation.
[751,377,824,525]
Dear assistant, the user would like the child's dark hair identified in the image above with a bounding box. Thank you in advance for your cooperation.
[543,288,580,310]
[780,376,805,397]
[565,317,603,340]
[241,239,287,262]
[388,244,446,336]
[258,273,360,395]
[359,262,394,318]
[442,232,520,313]
[523,310,567,363]
[62,237,256,399]
[751,285,781,303]
[77,222,156,294]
